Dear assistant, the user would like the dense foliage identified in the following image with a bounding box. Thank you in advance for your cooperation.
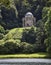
[21,27,36,43]
[44,7,51,54]
[0,0,51,29]
[0,27,46,54]
[0,0,51,56]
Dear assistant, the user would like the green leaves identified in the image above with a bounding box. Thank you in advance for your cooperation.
[0,0,10,7]
[0,25,5,34]
[44,7,51,54]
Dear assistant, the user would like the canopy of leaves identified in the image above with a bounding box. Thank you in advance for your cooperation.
[44,7,51,54]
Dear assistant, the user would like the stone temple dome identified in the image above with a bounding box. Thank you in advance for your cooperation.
[25,12,33,16]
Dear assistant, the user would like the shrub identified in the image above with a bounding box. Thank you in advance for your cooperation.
[0,25,5,34]
[19,42,34,53]
[5,30,9,34]
[33,43,46,53]
[0,33,4,40]
[44,38,51,53]
[21,26,36,44]
[4,33,12,40]
[47,46,51,54]
[4,40,20,54]
[0,45,8,54]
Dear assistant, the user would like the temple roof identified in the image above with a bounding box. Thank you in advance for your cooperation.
[25,12,33,16]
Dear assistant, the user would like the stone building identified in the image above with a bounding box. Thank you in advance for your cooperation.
[22,12,36,27]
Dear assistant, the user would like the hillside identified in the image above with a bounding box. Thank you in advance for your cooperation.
[0,27,36,45]
[4,27,31,41]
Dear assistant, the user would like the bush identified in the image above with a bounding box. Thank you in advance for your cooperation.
[47,46,51,54]
[5,30,9,34]
[4,40,20,54]
[21,27,36,44]
[44,38,51,54]
[0,45,8,54]
[33,43,46,53]
[0,33,4,40]
[19,42,34,53]
[4,33,12,40]
[0,40,21,54]
[0,41,34,54]
[0,25,5,34]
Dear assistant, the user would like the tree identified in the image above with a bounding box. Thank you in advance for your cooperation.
[36,27,46,52]
[44,7,51,54]
[46,0,51,7]
[21,26,36,44]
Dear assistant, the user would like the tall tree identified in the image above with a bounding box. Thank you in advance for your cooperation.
[44,7,51,54]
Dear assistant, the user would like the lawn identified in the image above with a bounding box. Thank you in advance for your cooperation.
[0,53,49,59]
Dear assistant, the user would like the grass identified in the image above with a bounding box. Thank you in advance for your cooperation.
[0,53,49,59]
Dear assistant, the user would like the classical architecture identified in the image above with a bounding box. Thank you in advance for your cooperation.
[22,12,36,27]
